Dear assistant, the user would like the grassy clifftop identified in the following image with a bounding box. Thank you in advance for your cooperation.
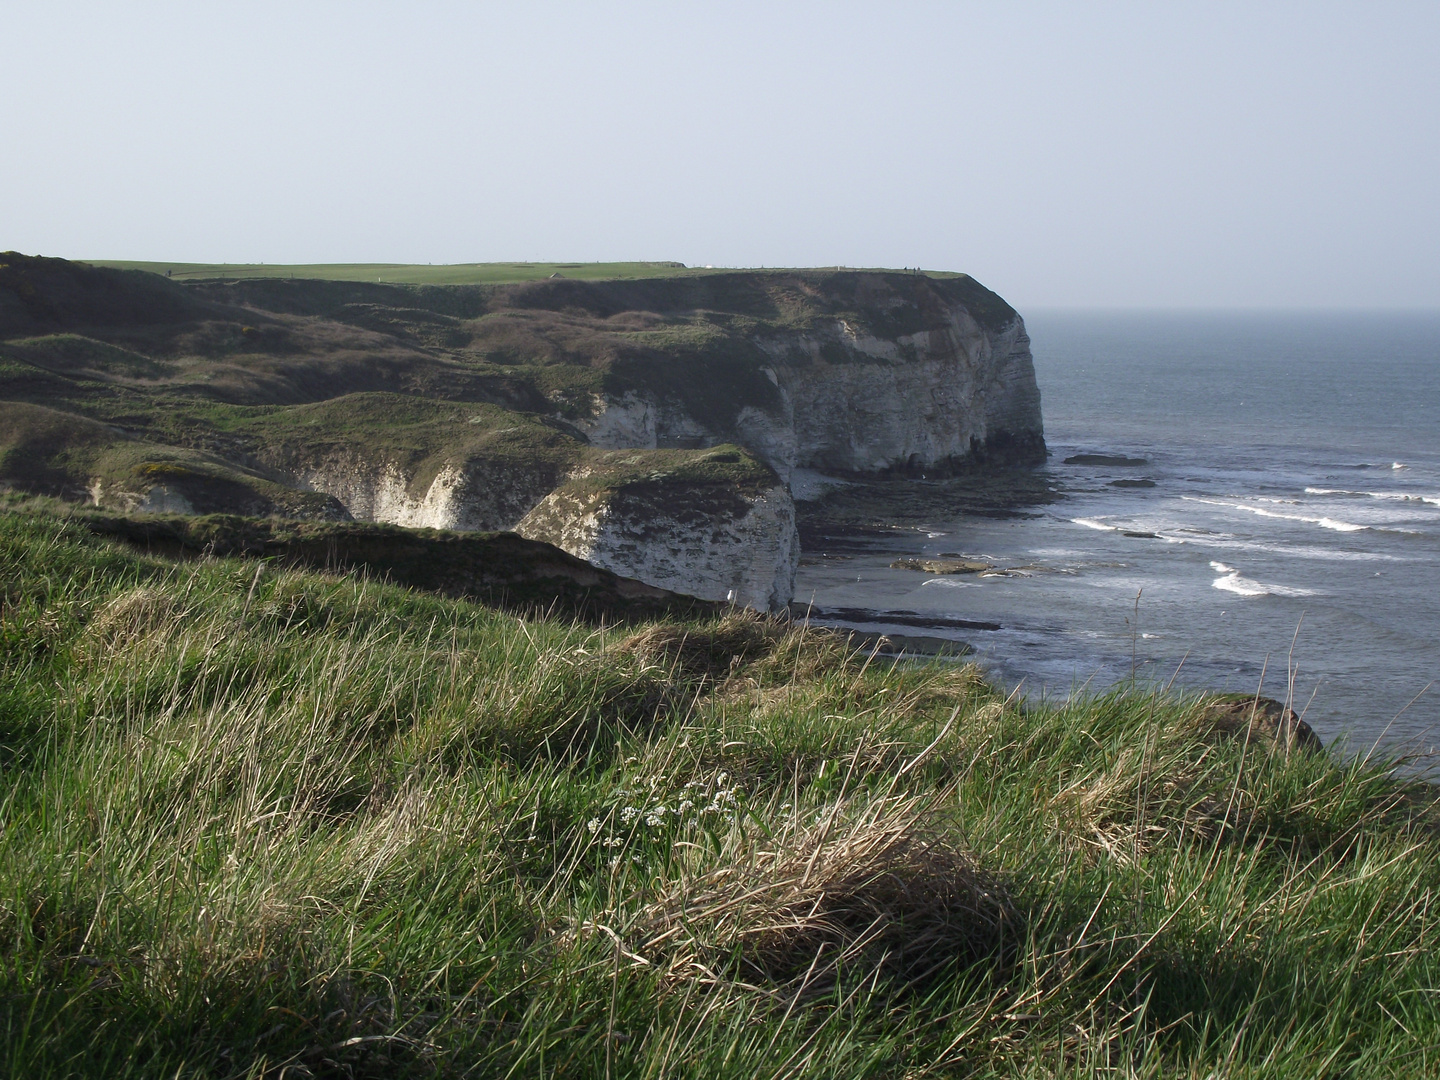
[82,259,971,288]
[1,509,1437,1076]
[83,260,698,285]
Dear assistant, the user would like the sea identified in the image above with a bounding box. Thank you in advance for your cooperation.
[793,311,1440,756]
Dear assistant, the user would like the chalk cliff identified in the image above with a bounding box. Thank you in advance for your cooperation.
[516,468,798,612]
[0,257,1043,611]
[576,293,1042,480]
[262,425,797,611]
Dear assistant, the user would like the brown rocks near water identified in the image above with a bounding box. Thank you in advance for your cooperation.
[890,557,992,575]
[1065,453,1148,467]
[1196,694,1324,753]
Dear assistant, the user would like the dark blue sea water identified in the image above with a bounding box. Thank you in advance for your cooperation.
[794,311,1440,755]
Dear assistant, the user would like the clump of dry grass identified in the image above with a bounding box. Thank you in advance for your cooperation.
[1044,740,1211,866]
[611,609,854,688]
[83,585,185,648]
[637,794,1014,994]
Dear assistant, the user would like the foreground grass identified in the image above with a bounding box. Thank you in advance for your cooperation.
[1,512,1438,1077]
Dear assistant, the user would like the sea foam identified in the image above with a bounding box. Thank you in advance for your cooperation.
[1208,561,1316,597]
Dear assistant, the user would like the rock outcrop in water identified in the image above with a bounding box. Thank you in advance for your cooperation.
[0,255,1044,609]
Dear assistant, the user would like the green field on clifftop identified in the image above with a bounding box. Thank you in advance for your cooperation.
[85,260,699,285]
[83,260,964,285]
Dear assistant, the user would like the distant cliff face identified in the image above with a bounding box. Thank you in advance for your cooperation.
[568,274,1045,480]
[0,257,1042,612]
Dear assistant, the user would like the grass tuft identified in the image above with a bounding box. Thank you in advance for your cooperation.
[638,792,1014,995]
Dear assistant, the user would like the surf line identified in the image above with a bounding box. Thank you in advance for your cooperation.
[1208,561,1316,598]
[1305,487,1440,507]
[1182,496,1367,533]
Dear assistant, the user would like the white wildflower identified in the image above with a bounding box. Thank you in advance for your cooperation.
[678,799,694,813]
[587,818,600,834]
[620,806,639,823]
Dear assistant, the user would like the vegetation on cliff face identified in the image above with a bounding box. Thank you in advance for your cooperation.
[1,509,1437,1077]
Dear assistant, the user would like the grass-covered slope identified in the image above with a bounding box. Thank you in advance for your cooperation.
[1,510,1437,1077]
[67,509,718,621]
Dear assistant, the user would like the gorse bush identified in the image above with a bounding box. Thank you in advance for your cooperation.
[0,509,1437,1077]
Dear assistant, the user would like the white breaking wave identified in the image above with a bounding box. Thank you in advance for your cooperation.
[1305,487,1440,507]
[921,577,982,589]
[1072,518,1119,531]
[1208,561,1316,598]
[1183,496,1368,532]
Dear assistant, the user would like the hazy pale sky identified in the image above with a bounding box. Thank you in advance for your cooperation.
[6,2,1438,307]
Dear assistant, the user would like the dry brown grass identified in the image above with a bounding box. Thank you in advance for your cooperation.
[82,585,185,648]
[636,794,1014,995]
[611,609,854,688]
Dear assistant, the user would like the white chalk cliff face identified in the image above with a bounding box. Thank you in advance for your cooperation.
[143,275,1042,613]
[278,448,799,612]
[515,478,798,612]
[574,308,1043,484]
[285,453,559,533]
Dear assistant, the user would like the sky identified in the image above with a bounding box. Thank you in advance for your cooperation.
[5,1,1438,308]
